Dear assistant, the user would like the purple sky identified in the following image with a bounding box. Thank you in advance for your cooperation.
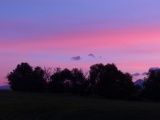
[1,0,160,85]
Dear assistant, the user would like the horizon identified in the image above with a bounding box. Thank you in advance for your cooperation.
[1,0,160,85]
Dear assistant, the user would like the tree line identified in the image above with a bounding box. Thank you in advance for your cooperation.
[7,62,160,100]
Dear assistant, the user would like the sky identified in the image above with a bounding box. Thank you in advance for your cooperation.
[1,0,160,85]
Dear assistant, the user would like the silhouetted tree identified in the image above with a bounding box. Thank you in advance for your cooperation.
[89,63,104,86]
[48,67,91,95]
[48,68,73,93]
[48,68,65,93]
[61,68,73,81]
[7,62,136,99]
[7,63,33,91]
[7,63,46,92]
[32,66,46,92]
[90,63,135,99]
[60,68,73,92]
[70,68,86,95]
[142,69,160,100]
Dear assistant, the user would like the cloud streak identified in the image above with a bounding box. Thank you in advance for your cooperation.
[88,54,95,58]
[142,72,148,75]
[132,73,141,77]
[71,56,81,61]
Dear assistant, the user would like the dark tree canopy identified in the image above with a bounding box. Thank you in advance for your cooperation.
[89,63,104,86]
[7,62,46,92]
[7,62,136,100]
[48,68,65,93]
[7,63,33,91]
[48,68,90,95]
[143,69,160,100]
[32,66,47,92]
[89,63,135,99]
[70,68,87,95]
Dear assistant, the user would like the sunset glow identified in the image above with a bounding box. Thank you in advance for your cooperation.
[1,0,160,85]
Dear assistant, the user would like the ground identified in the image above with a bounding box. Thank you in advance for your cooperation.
[0,91,160,120]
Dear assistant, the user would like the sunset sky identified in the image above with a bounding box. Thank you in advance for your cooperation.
[1,0,160,85]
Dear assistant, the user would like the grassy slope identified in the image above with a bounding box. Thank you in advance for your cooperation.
[0,91,160,120]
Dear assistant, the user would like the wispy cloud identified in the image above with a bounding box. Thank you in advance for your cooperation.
[88,54,95,58]
[71,56,81,61]
[142,72,148,75]
[132,73,141,77]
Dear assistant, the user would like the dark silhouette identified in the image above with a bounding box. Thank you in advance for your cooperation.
[47,67,91,95]
[89,63,135,99]
[48,68,65,93]
[70,68,88,96]
[7,62,33,91]
[7,62,46,92]
[89,63,104,86]
[60,68,73,92]
[32,66,46,92]
[7,62,137,100]
[142,69,160,100]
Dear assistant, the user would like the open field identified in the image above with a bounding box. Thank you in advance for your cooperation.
[1,91,160,120]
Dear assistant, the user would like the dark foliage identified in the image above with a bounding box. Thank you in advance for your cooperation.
[7,63,46,92]
[70,68,86,95]
[32,67,47,92]
[7,62,137,100]
[48,68,65,93]
[48,68,91,96]
[89,63,135,99]
[142,69,160,100]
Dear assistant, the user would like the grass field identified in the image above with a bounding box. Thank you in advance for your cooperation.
[1,91,160,120]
